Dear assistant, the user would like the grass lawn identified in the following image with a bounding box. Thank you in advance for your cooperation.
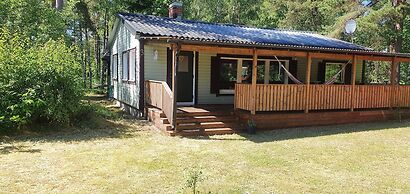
[1,99,410,193]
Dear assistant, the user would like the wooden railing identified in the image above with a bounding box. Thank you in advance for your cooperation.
[145,80,174,126]
[308,85,351,110]
[354,85,391,109]
[235,84,410,112]
[255,84,305,111]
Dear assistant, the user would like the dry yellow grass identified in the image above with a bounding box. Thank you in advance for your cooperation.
[1,101,410,193]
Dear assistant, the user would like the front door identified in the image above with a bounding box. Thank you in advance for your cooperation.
[177,51,194,105]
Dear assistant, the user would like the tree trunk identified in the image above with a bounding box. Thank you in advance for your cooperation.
[86,28,92,89]
[390,0,404,53]
[55,0,64,10]
[80,25,87,88]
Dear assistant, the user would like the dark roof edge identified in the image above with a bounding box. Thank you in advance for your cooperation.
[141,36,410,58]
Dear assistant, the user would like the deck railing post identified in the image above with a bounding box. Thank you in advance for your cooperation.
[172,43,181,131]
[350,55,357,111]
[390,57,398,108]
[251,48,258,115]
[305,52,312,113]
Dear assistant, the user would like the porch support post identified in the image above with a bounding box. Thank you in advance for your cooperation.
[251,48,258,115]
[304,52,312,113]
[350,55,357,112]
[390,57,398,108]
[172,43,180,131]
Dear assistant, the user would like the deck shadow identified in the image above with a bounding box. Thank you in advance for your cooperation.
[186,120,410,143]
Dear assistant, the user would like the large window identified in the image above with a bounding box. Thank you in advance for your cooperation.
[112,54,118,80]
[219,59,237,94]
[212,57,291,95]
[122,51,129,81]
[269,61,286,83]
[325,62,345,84]
[129,48,136,82]
[241,60,265,84]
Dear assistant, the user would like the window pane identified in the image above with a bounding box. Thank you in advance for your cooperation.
[129,49,136,81]
[178,56,189,72]
[242,60,265,84]
[269,61,284,83]
[325,63,344,83]
[220,60,237,90]
[122,51,129,80]
[112,54,118,79]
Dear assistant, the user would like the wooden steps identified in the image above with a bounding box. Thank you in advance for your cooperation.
[173,108,243,136]
[147,106,243,136]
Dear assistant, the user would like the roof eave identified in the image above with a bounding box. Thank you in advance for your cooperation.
[140,36,410,58]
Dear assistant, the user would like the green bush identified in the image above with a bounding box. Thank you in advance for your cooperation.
[0,29,83,132]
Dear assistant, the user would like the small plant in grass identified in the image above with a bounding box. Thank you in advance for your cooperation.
[183,167,206,194]
[247,119,256,134]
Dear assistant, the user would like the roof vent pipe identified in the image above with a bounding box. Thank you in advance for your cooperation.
[169,2,183,20]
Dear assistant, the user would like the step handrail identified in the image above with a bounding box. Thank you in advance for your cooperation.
[145,80,174,127]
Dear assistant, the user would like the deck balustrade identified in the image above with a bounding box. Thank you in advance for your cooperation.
[235,83,410,112]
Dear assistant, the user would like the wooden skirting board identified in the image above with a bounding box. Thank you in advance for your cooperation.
[236,109,410,131]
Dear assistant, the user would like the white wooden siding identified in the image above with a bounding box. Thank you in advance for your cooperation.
[144,44,168,82]
[110,22,140,109]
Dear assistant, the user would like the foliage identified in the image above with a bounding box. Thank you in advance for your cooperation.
[183,167,206,194]
[0,29,83,132]
[0,0,68,45]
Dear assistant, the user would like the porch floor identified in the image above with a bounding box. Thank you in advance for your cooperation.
[177,104,234,114]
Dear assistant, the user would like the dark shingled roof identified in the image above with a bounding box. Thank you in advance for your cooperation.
[118,12,371,51]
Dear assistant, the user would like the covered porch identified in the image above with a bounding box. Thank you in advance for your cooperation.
[145,44,410,136]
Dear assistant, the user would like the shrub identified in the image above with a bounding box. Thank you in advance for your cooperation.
[0,29,83,132]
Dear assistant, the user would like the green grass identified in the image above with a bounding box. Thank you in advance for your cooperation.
[1,99,410,193]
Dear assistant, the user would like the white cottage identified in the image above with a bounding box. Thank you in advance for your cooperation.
[106,2,410,136]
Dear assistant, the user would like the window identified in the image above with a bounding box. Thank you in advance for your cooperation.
[129,49,136,82]
[325,62,345,84]
[219,59,237,94]
[269,61,286,84]
[178,55,189,72]
[122,51,129,81]
[241,60,266,84]
[112,54,118,80]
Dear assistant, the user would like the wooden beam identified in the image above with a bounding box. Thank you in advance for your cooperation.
[350,55,357,112]
[180,44,308,57]
[172,43,180,131]
[396,57,410,63]
[310,52,352,60]
[390,57,398,109]
[305,52,312,113]
[251,48,258,115]
[181,45,253,55]
[357,55,393,62]
[257,49,307,57]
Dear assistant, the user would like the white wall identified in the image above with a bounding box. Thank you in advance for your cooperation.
[144,44,168,82]
[110,22,140,109]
